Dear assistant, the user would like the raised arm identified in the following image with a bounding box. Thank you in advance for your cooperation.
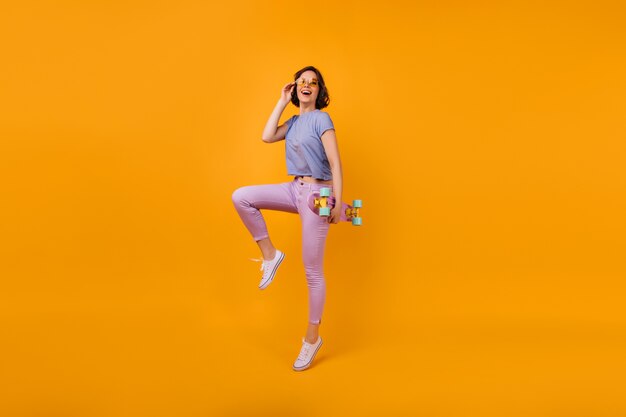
[262,82,295,143]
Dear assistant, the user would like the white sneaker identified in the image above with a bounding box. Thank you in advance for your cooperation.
[293,336,323,371]
[250,250,285,290]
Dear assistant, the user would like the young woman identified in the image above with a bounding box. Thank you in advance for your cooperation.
[231,65,343,371]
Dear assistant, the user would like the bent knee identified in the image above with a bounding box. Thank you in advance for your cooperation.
[231,187,249,205]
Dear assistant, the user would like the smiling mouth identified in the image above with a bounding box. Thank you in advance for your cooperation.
[301,90,312,96]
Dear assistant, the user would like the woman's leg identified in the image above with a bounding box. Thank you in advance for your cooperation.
[232,182,297,259]
[297,184,331,343]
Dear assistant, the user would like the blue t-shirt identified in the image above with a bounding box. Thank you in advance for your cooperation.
[284,110,335,180]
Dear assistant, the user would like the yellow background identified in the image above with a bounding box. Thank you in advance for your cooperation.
[1,1,625,416]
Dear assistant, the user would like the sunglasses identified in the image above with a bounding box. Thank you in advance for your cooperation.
[296,78,319,87]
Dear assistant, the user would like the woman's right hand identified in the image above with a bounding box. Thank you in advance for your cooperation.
[280,82,295,105]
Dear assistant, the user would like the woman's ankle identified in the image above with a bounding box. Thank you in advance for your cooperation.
[263,249,277,260]
[304,335,319,344]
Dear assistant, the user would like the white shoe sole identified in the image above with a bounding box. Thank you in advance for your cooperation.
[259,251,285,290]
[293,338,323,371]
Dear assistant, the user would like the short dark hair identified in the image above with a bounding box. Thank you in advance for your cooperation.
[291,66,330,109]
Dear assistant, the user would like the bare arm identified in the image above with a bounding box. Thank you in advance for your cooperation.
[321,129,343,223]
[262,82,295,143]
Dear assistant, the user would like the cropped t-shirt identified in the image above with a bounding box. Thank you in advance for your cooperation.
[284,110,335,181]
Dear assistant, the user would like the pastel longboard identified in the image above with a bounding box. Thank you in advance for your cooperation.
[307,188,362,226]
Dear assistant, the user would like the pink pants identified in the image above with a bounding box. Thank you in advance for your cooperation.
[231,177,332,325]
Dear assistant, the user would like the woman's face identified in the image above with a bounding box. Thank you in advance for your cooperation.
[295,70,320,106]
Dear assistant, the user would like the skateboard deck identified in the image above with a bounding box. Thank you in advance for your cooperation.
[307,190,362,225]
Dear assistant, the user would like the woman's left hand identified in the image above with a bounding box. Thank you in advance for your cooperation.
[328,205,342,224]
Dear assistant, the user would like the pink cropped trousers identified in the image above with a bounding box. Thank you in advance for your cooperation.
[231,177,332,325]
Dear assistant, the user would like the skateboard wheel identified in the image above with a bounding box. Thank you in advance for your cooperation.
[352,217,362,226]
[353,199,362,208]
[319,207,331,216]
[320,187,331,197]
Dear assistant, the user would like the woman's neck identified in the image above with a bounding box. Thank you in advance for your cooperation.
[299,104,317,115]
